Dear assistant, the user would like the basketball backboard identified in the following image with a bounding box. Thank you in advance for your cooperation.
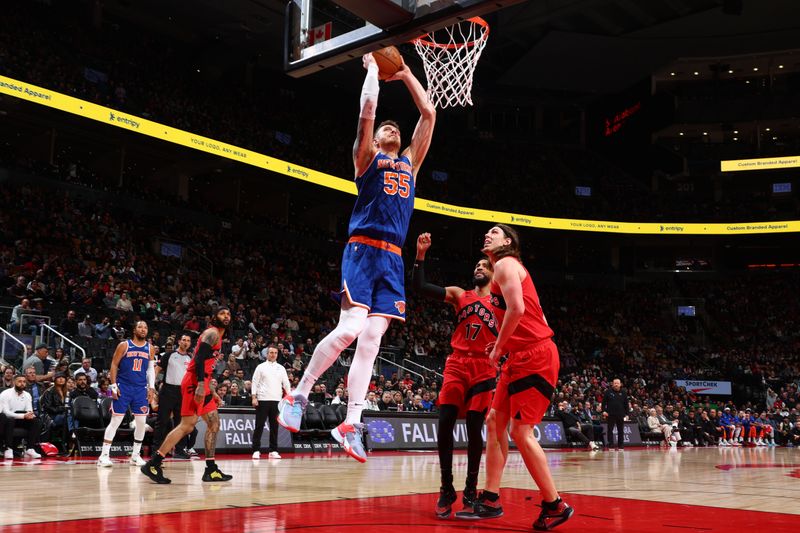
[284,0,525,77]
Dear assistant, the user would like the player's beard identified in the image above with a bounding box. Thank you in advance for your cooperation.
[473,274,490,288]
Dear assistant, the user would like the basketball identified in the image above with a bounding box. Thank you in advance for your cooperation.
[373,45,403,80]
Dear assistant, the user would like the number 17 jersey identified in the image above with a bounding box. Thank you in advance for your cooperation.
[451,290,498,356]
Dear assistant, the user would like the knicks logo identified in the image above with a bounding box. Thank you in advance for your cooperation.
[394,301,406,314]
[139,406,149,414]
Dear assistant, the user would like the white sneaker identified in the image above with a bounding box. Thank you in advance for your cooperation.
[187,448,198,457]
[24,449,41,459]
[252,451,261,460]
[96,455,113,467]
[4,449,14,460]
[268,451,282,459]
[129,455,146,466]
[756,439,764,446]
[670,440,677,447]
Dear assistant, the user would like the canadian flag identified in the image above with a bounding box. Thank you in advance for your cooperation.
[307,22,332,46]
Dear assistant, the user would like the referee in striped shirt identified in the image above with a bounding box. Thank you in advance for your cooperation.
[154,334,193,458]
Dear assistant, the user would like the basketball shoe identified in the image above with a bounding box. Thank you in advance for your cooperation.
[533,498,574,531]
[202,465,233,482]
[331,422,367,463]
[455,491,503,519]
[129,454,146,466]
[140,462,171,484]
[435,485,457,519]
[277,394,308,433]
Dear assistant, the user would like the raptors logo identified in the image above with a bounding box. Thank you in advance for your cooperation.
[394,301,406,314]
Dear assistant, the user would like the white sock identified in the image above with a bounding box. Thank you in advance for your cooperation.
[345,316,389,425]
[101,415,124,456]
[132,415,147,456]
[297,306,366,397]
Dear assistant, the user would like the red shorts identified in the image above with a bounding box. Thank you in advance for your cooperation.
[492,339,559,425]
[180,376,219,417]
[439,352,496,417]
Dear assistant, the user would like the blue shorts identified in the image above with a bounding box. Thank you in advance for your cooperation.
[112,383,149,416]
[340,240,406,321]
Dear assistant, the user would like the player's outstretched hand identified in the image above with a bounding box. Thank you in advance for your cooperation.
[363,53,377,70]
[416,232,432,255]
[386,58,410,82]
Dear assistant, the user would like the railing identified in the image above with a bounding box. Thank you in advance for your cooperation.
[376,355,425,381]
[0,326,27,368]
[18,313,51,333]
[403,358,444,378]
[40,324,87,361]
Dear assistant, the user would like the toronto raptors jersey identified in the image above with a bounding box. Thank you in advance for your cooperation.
[185,326,224,381]
[489,259,553,352]
[450,290,498,356]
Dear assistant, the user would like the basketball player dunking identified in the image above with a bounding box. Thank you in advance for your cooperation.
[278,52,435,462]
[141,307,232,484]
[412,232,497,518]
[458,225,573,531]
[97,320,156,467]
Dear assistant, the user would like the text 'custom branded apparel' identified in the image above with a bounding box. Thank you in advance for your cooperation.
[349,153,415,248]
[451,290,497,355]
[118,340,150,388]
[489,260,553,352]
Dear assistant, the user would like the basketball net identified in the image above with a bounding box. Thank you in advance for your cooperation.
[412,17,489,109]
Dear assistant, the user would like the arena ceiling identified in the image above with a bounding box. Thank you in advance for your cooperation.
[102,0,800,96]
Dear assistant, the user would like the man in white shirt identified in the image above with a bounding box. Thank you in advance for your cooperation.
[73,358,98,384]
[251,345,290,459]
[0,374,42,459]
[364,391,380,411]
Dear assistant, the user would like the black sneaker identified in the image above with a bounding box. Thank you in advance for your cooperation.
[533,500,574,531]
[460,486,478,514]
[140,462,172,484]
[202,466,233,482]
[173,449,191,460]
[435,485,457,519]
[455,492,503,519]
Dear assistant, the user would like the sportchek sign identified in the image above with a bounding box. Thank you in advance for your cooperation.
[675,380,732,395]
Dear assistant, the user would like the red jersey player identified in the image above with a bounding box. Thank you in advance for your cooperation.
[141,307,233,484]
[459,224,573,531]
[412,232,497,518]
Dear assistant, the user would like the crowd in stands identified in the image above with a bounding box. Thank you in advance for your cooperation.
[0,176,798,455]
[2,0,799,223]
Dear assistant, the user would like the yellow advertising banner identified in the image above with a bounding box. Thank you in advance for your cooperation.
[1,74,798,235]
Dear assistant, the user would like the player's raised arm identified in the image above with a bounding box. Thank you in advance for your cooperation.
[353,53,380,177]
[413,232,463,307]
[392,60,436,180]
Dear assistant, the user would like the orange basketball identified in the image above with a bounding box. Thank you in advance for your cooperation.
[373,46,403,80]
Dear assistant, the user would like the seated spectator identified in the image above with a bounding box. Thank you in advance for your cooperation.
[0,374,42,459]
[22,344,55,383]
[1,367,16,391]
[78,315,94,338]
[224,354,240,375]
[8,298,37,335]
[788,421,800,447]
[697,410,718,446]
[320,384,333,403]
[97,377,114,398]
[94,317,114,340]
[420,392,434,412]
[69,373,98,402]
[408,395,426,412]
[41,372,69,447]
[555,401,598,450]
[59,310,79,340]
[377,391,395,411]
[216,384,229,407]
[392,391,405,412]
[73,358,98,383]
[24,367,46,417]
[226,382,250,406]
[331,387,346,405]
[308,384,326,404]
[364,391,380,411]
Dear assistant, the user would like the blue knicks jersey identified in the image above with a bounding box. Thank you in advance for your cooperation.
[349,152,415,247]
[118,339,149,388]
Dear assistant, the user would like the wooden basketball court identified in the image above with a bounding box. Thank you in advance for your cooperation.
[2,447,798,532]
